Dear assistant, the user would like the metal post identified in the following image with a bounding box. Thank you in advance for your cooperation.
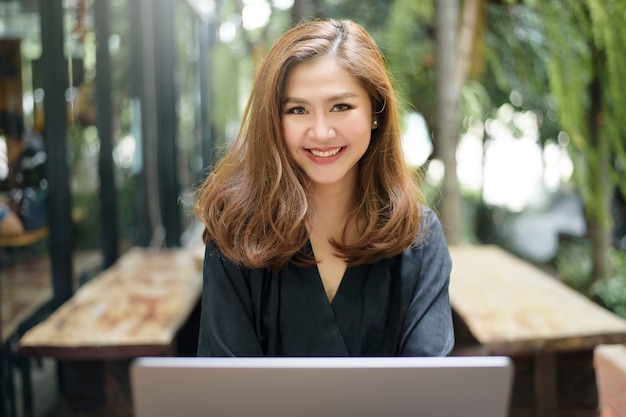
[154,0,181,247]
[94,0,119,267]
[198,12,215,180]
[129,0,152,247]
[39,0,73,308]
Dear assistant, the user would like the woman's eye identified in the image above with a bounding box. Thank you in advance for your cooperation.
[286,106,307,115]
[332,103,352,112]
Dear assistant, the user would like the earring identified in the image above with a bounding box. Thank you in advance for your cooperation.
[372,119,379,127]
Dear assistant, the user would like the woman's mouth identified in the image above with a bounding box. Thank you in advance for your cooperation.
[308,147,344,157]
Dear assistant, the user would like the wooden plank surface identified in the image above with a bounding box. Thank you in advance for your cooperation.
[18,247,202,360]
[449,245,626,354]
[1,256,52,343]
[1,250,101,343]
[594,344,626,417]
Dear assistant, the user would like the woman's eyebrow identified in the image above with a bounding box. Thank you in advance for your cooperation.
[326,92,358,102]
[283,92,359,105]
[282,97,308,105]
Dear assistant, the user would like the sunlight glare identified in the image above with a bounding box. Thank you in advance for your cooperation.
[219,19,238,43]
[186,0,216,20]
[456,120,484,192]
[542,141,574,191]
[483,135,543,212]
[272,0,294,10]
[242,0,271,31]
[427,159,445,185]
[402,112,432,168]
[113,135,137,169]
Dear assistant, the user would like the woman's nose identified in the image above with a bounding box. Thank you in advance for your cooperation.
[309,115,336,141]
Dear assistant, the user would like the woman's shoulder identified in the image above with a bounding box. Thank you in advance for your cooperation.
[204,240,243,270]
[393,206,451,284]
[416,205,446,242]
[400,205,450,262]
[204,239,278,275]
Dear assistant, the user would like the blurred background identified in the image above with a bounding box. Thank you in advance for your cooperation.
[0,0,624,325]
[1,0,625,321]
[0,0,625,413]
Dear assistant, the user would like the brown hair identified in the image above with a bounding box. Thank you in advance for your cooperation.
[194,18,424,270]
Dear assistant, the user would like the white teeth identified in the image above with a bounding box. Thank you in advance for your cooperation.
[309,147,342,157]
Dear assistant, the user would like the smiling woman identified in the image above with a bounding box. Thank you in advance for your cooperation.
[193,19,454,358]
[281,57,374,190]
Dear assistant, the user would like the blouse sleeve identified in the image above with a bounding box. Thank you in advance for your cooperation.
[399,208,455,356]
[197,241,264,356]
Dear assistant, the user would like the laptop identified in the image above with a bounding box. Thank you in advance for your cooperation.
[131,356,514,417]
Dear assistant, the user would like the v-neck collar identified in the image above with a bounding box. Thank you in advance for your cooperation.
[305,240,350,305]
[285,259,351,355]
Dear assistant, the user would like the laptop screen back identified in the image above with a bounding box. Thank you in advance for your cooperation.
[131,356,513,417]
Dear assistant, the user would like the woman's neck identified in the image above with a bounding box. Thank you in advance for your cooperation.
[309,181,358,242]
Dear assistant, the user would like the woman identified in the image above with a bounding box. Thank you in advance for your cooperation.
[194,18,454,357]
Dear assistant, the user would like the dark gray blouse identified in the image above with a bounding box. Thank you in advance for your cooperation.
[197,207,454,357]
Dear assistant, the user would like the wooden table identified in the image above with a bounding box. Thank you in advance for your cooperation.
[594,344,626,417]
[18,247,203,416]
[19,247,202,359]
[2,250,102,417]
[449,245,626,417]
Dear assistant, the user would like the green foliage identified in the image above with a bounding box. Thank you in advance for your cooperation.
[590,0,626,199]
[481,4,561,141]
[541,2,591,147]
[557,240,626,318]
[384,0,436,121]
[556,239,594,292]
[459,81,491,130]
[484,6,545,97]
[320,0,392,33]
[538,0,626,235]
[591,272,626,319]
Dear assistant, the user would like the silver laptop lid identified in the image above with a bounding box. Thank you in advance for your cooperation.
[131,356,514,417]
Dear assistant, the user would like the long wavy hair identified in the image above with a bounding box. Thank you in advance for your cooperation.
[194,18,424,270]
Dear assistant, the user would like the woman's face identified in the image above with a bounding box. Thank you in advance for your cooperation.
[281,57,376,192]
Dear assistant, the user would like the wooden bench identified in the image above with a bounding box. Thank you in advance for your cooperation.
[17,246,202,417]
[449,245,626,417]
[594,344,626,417]
[1,250,102,417]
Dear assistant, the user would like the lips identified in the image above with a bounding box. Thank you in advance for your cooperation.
[307,147,344,157]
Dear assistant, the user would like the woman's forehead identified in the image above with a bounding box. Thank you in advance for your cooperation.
[283,57,368,101]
